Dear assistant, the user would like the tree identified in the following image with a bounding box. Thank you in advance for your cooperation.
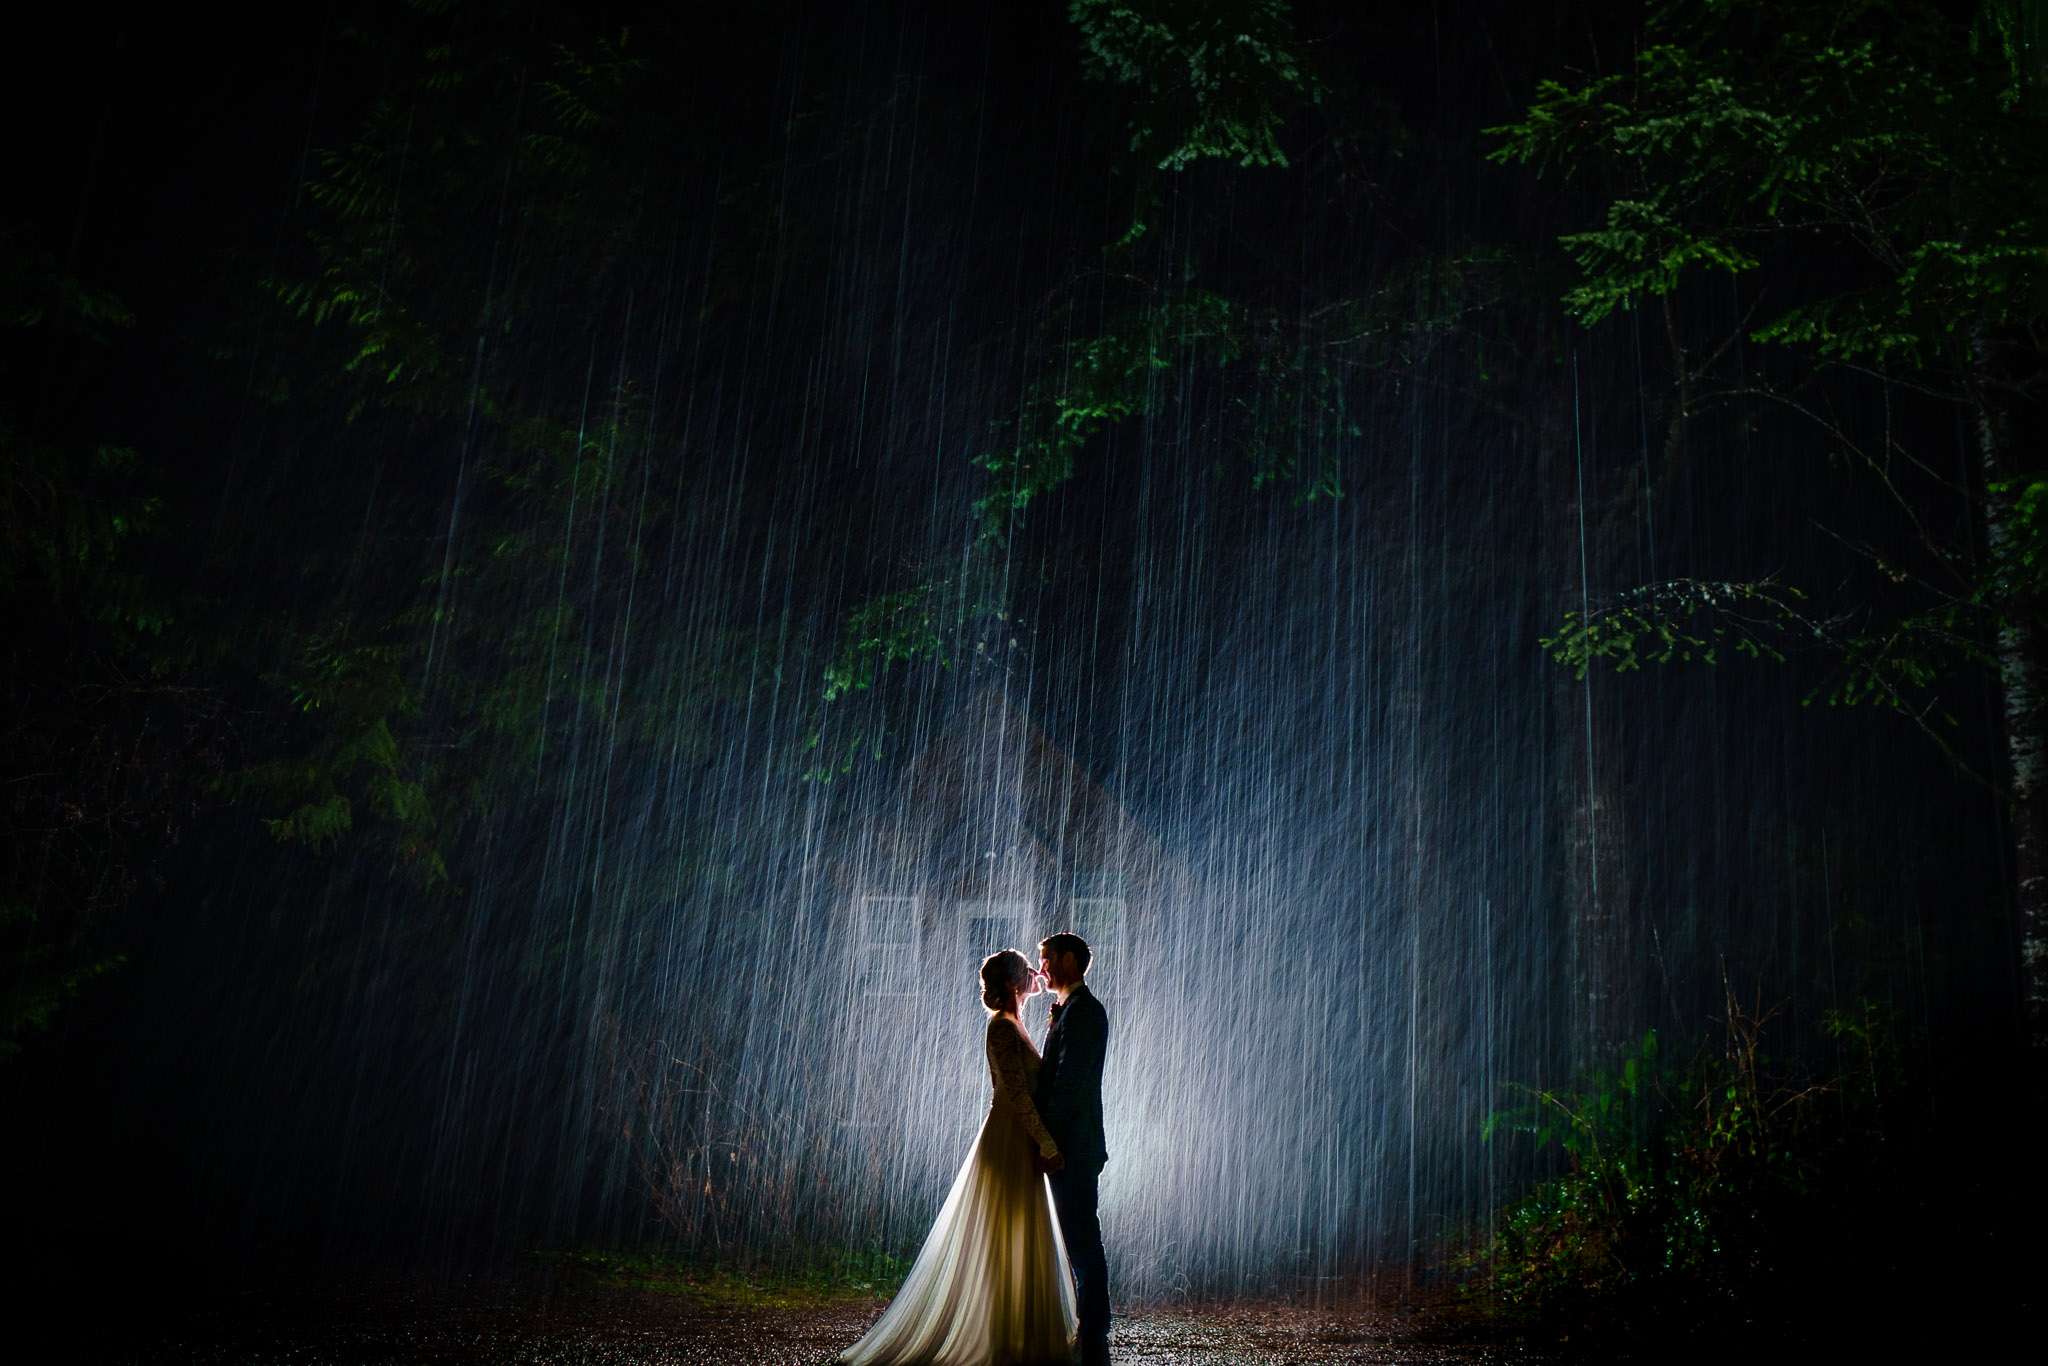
[1490,0,2048,1056]
[813,0,1396,763]
[0,220,231,1059]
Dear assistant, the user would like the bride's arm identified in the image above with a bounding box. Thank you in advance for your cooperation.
[987,1021,1060,1160]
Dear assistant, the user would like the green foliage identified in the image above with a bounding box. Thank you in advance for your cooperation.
[1977,0,2048,107]
[1,434,169,639]
[232,12,722,878]
[806,578,964,777]
[0,896,127,1063]
[1500,4,2047,792]
[821,581,963,704]
[1985,475,2048,602]
[810,2,1368,748]
[2,263,132,338]
[1239,344,1349,502]
[1466,999,1899,1345]
[539,1245,910,1306]
[1318,248,1523,362]
[974,290,1247,537]
[1542,578,1806,676]
[227,623,447,885]
[814,285,1300,771]
[0,239,168,644]
[1544,575,1995,776]
[218,358,759,880]
[1069,0,1322,171]
[806,566,1021,778]
[817,276,1365,770]
[527,32,648,173]
[1,228,205,1062]
[1488,0,2047,362]
[964,248,1525,546]
[266,87,465,417]
[263,15,648,421]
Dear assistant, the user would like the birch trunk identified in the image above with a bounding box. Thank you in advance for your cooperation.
[1973,322,2048,1061]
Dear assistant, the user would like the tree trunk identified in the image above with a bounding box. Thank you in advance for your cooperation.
[1972,322,2048,1065]
[1555,353,1636,1071]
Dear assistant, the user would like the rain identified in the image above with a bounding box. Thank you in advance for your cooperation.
[7,0,2039,1359]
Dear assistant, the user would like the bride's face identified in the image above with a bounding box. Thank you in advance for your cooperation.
[1022,968,1047,1000]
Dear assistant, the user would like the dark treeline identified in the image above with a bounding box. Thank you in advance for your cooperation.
[4,0,2040,1344]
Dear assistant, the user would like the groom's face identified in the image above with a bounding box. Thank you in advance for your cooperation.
[1040,947,1077,990]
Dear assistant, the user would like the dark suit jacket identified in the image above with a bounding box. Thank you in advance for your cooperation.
[1035,983,1109,1172]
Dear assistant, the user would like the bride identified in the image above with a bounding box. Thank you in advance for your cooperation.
[838,949,1078,1366]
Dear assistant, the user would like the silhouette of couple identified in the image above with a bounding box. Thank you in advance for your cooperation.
[839,932,1112,1366]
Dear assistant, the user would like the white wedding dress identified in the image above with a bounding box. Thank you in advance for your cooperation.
[838,1013,1078,1366]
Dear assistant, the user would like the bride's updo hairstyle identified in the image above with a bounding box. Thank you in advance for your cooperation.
[979,949,1031,1013]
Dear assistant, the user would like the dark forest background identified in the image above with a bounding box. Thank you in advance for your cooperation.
[4,0,2042,1345]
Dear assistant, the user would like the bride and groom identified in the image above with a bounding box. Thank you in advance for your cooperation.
[839,932,1112,1366]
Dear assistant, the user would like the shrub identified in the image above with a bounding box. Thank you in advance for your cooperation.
[1461,991,1910,1349]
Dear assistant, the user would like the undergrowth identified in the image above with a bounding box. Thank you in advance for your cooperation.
[540,1245,909,1309]
[1456,990,2023,1353]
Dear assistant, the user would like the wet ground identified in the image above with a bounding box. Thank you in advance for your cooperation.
[77,1271,1548,1364]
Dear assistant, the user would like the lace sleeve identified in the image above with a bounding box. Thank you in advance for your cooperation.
[988,1019,1059,1158]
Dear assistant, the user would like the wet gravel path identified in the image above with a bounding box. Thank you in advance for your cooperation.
[81,1273,1548,1364]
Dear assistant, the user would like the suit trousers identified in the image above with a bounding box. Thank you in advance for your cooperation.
[1048,1164,1110,1359]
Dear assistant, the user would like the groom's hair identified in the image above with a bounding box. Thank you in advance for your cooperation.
[1038,932,1091,975]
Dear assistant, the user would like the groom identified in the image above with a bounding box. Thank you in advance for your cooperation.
[1036,932,1111,1366]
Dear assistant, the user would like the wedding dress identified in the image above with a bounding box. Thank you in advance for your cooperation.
[838,1014,1078,1366]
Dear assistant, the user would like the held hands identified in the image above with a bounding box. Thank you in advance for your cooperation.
[1033,1150,1065,1176]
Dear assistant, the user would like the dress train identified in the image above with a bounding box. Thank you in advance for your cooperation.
[838,1016,1077,1366]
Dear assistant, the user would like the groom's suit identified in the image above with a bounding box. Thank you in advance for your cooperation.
[1038,983,1110,1362]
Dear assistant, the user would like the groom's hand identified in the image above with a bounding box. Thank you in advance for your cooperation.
[1035,1152,1065,1175]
